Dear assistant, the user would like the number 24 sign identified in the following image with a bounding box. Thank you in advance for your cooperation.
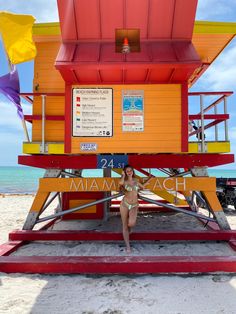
[97,155,128,169]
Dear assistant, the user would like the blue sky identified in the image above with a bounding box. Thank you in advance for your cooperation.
[0,0,236,167]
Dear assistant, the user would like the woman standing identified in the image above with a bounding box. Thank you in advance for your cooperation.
[119,165,152,253]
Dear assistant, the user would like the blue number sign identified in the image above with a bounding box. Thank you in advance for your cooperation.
[97,155,128,169]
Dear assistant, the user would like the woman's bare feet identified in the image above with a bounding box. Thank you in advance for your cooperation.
[126,247,131,254]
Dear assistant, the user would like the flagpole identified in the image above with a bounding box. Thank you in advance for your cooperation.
[0,13,37,143]
[21,117,30,142]
[8,58,30,143]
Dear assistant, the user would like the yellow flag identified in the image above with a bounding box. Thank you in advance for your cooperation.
[0,11,37,64]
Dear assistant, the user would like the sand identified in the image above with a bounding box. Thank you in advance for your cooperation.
[1,194,236,314]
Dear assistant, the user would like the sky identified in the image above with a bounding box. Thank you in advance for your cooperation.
[0,0,236,167]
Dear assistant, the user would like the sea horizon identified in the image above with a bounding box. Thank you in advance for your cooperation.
[0,165,236,194]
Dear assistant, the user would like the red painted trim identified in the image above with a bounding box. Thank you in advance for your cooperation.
[198,217,236,252]
[189,114,229,120]
[62,213,102,220]
[1,255,236,274]
[20,93,65,96]
[181,83,188,152]
[18,155,97,169]
[64,83,72,153]
[111,200,169,204]
[109,206,173,213]
[202,96,227,114]
[24,115,65,122]
[110,205,191,213]
[21,95,33,104]
[188,64,209,87]
[40,218,59,230]
[228,240,236,252]
[189,118,229,137]
[129,154,234,168]
[189,91,233,96]
[47,80,189,86]
[9,230,236,242]
[0,220,58,257]
[56,62,201,70]
[18,154,235,169]
[62,192,105,220]
[0,241,24,257]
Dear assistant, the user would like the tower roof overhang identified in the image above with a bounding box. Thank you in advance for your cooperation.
[54,0,200,84]
[55,41,201,84]
[32,1,236,86]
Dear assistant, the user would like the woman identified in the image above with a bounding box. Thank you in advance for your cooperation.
[119,165,152,253]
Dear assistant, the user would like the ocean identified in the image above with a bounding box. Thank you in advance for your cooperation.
[0,166,236,194]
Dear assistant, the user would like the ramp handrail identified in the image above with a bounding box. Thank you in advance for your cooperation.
[188,91,233,152]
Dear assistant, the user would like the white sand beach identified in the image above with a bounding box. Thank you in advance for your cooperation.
[1,194,236,314]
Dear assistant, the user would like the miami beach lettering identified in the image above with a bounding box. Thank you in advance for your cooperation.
[69,178,186,192]
[151,177,186,191]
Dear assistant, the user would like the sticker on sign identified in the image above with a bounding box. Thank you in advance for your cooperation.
[80,143,98,151]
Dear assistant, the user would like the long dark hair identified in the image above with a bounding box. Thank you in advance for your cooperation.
[123,164,136,180]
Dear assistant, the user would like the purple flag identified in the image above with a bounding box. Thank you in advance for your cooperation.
[0,66,23,119]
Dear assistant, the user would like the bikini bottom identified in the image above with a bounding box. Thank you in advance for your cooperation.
[122,198,138,211]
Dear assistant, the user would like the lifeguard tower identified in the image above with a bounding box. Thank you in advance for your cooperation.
[1,0,236,274]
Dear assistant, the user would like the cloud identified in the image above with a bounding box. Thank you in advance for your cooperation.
[0,131,23,165]
[0,0,59,22]
[204,48,236,91]
[193,42,236,91]
[196,0,236,22]
[0,101,30,166]
[0,98,32,134]
[229,127,236,140]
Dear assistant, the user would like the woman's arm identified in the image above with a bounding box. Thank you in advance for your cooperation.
[141,175,153,188]
[118,171,125,186]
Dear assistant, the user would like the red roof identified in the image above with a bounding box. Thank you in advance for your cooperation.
[55,0,200,84]
[57,0,198,41]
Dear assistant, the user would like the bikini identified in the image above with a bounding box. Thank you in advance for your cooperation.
[122,182,139,210]
[124,183,139,192]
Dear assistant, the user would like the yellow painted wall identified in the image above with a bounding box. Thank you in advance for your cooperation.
[71,84,182,154]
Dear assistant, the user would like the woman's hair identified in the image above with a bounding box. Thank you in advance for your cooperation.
[123,164,136,179]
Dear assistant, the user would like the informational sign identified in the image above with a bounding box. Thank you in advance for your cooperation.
[122,90,144,132]
[72,88,113,137]
[80,143,98,152]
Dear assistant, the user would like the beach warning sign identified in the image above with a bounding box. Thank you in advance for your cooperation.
[72,88,113,137]
[122,90,144,132]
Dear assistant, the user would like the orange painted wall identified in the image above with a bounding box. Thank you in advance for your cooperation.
[33,42,65,92]
[192,33,233,63]
[32,42,65,142]
[71,84,182,154]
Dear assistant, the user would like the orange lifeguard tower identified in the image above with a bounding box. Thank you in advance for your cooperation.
[1,0,236,274]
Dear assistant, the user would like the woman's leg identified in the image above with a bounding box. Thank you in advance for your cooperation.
[128,206,138,229]
[119,202,131,253]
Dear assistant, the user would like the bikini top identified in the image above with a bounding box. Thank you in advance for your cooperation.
[124,182,139,192]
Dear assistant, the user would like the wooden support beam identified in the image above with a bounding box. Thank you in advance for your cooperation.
[0,241,24,257]
[18,154,235,169]
[1,255,236,274]
[9,230,236,242]
[38,177,217,193]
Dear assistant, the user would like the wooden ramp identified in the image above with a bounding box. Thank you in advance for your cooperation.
[1,229,236,274]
